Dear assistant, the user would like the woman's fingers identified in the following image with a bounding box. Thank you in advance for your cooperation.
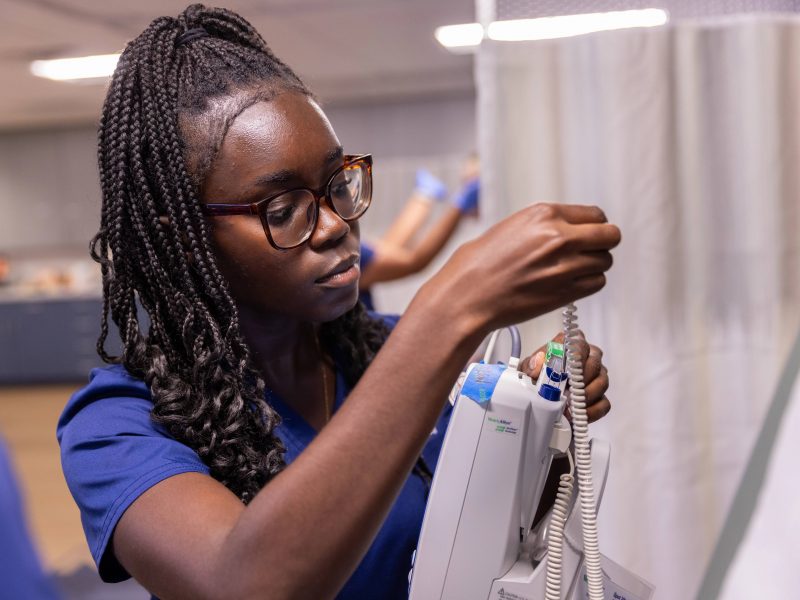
[521,351,545,380]
[565,394,611,423]
[584,366,609,405]
[521,332,593,379]
[562,339,610,423]
[438,202,620,327]
[519,331,564,379]
[558,204,608,224]
[586,396,611,423]
[583,345,603,384]
[521,339,611,425]
[570,222,622,251]
[561,251,614,282]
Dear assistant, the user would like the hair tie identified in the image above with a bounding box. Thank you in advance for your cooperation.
[176,27,209,47]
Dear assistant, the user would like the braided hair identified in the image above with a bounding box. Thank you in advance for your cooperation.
[92,4,390,503]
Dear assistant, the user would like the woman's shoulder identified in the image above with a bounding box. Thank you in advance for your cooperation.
[73,363,151,400]
[56,364,209,582]
[57,364,152,441]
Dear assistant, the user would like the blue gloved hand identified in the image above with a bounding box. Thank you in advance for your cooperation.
[451,178,479,214]
[415,169,448,201]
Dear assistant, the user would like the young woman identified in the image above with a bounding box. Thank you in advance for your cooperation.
[57,5,620,599]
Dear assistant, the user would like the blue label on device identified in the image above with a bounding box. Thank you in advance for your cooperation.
[461,363,506,405]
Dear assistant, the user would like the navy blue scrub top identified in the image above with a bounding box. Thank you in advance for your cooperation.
[0,437,60,599]
[57,314,452,599]
[358,242,376,311]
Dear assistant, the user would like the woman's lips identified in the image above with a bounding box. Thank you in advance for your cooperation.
[316,262,360,287]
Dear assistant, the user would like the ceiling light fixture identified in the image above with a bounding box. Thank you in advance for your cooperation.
[30,53,120,81]
[436,8,668,51]
[489,8,668,41]
[434,23,485,51]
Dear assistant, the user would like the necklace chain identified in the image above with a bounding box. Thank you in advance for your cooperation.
[315,333,331,424]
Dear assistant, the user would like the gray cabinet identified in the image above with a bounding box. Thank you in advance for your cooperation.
[0,297,124,384]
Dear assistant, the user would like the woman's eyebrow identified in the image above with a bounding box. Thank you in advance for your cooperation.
[252,146,344,189]
[324,145,344,164]
[253,169,296,188]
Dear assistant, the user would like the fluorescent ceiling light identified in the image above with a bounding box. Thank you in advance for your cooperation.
[489,9,668,41]
[435,23,484,49]
[30,53,120,81]
[436,9,668,51]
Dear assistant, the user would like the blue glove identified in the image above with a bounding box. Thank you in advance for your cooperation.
[451,178,479,214]
[415,169,448,201]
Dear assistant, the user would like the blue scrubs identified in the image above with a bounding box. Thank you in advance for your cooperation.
[359,242,376,311]
[0,438,59,599]
[57,314,451,599]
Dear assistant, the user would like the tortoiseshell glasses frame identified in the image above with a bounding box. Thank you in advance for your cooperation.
[202,154,372,250]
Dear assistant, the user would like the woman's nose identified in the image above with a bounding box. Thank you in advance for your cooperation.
[310,197,350,248]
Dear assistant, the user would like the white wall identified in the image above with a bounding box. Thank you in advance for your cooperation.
[0,127,100,255]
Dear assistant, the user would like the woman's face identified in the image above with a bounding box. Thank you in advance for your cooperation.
[201,91,361,323]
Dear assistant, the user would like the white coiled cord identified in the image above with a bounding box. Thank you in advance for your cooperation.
[564,302,604,599]
[545,450,574,600]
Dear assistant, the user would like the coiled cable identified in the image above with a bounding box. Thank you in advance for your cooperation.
[545,450,574,600]
[564,302,604,599]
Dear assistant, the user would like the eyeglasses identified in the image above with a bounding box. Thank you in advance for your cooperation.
[203,154,372,250]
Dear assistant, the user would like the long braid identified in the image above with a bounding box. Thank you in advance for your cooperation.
[95,4,392,502]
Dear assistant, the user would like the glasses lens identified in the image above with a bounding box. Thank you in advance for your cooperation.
[329,161,371,220]
[264,190,316,248]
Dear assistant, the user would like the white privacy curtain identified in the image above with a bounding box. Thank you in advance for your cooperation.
[477,14,800,599]
[716,341,800,598]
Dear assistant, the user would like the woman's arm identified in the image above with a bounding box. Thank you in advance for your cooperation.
[113,203,621,600]
[359,204,463,287]
[114,293,480,600]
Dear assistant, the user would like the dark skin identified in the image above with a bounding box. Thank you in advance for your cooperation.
[113,90,621,600]
[202,94,358,429]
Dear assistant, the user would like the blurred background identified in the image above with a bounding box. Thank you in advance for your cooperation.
[0,0,799,598]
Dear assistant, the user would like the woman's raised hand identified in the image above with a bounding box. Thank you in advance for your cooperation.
[427,203,621,334]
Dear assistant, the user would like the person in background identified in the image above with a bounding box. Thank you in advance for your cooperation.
[359,156,480,310]
[0,436,60,599]
[56,5,619,599]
